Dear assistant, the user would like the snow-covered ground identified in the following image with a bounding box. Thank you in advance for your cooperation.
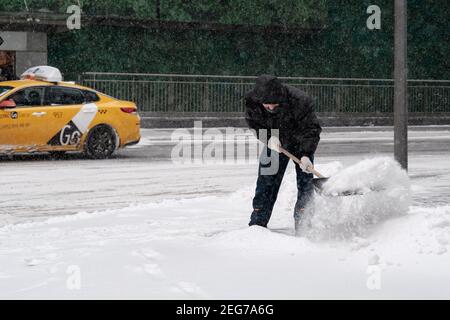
[0,127,449,299]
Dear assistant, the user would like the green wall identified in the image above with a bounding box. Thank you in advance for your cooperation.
[2,0,446,80]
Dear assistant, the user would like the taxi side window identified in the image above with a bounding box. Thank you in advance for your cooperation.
[45,87,85,106]
[83,90,100,103]
[9,87,45,107]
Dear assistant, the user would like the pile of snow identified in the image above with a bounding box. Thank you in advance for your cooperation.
[300,157,411,240]
[0,192,449,299]
[321,157,410,196]
[1,155,450,299]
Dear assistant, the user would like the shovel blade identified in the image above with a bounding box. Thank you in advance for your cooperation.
[313,177,372,196]
[313,177,329,190]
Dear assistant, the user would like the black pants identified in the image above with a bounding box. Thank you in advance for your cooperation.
[249,146,314,227]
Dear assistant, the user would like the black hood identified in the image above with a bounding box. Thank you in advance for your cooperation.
[250,75,287,104]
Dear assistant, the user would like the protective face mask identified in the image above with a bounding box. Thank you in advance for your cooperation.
[263,104,283,114]
[265,107,280,114]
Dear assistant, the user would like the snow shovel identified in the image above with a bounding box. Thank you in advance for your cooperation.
[267,139,329,191]
[268,140,367,196]
[274,145,329,191]
[276,146,374,196]
[268,140,384,196]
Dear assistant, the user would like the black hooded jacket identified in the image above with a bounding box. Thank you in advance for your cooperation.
[244,75,322,158]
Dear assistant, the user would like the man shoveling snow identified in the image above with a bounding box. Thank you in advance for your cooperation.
[244,75,322,235]
[244,76,411,238]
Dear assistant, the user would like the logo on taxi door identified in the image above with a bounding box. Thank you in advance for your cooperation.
[48,121,82,146]
[10,111,18,119]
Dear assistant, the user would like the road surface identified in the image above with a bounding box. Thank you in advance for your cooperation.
[1,126,449,226]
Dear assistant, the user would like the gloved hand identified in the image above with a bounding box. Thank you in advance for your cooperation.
[299,156,313,172]
[267,136,281,152]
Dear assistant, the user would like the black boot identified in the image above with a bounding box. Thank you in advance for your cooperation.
[249,209,269,227]
[294,217,302,236]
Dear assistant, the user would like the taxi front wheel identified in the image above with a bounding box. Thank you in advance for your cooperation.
[84,125,117,159]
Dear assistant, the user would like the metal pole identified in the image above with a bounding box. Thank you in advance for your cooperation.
[394,0,408,170]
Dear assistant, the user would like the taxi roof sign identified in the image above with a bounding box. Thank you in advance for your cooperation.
[21,66,63,83]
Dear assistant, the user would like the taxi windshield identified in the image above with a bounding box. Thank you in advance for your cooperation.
[0,86,13,97]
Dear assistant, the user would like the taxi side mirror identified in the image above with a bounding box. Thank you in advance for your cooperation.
[0,99,16,109]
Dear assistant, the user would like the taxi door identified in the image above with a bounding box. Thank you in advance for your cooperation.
[44,86,96,149]
[0,85,86,150]
[0,86,52,149]
[0,98,18,148]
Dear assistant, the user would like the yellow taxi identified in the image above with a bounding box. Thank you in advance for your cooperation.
[0,66,141,158]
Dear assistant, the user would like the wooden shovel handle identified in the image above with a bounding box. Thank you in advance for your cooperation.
[278,146,325,178]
